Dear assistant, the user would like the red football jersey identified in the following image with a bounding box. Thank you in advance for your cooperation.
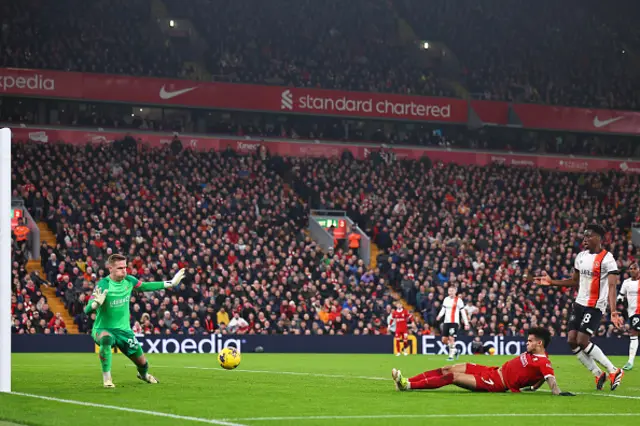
[501,352,555,391]
[392,308,411,332]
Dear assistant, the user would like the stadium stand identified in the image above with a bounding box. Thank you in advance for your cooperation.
[4,0,640,108]
[11,141,402,336]
[5,0,640,340]
[9,136,640,339]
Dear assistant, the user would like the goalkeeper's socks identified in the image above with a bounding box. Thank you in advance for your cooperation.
[99,335,114,373]
[137,362,149,378]
[103,372,112,381]
[573,346,602,377]
[629,336,638,365]
[409,373,454,390]
[409,368,443,382]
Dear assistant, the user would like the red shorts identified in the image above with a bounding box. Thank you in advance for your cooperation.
[464,363,507,393]
[395,331,408,339]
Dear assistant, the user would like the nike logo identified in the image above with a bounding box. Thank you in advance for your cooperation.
[482,378,494,386]
[593,116,624,128]
[159,85,198,100]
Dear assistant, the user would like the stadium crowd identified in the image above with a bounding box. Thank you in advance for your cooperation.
[10,138,640,339]
[3,0,640,109]
[11,141,398,336]
[289,155,640,339]
[10,230,66,335]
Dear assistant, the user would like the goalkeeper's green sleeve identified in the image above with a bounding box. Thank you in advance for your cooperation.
[136,281,167,291]
[84,302,95,315]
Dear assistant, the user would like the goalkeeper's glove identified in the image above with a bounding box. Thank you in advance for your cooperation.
[164,268,186,288]
[90,288,108,310]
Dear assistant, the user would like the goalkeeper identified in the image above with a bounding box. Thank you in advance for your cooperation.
[85,254,185,388]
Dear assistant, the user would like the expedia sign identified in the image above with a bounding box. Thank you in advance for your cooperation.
[137,334,243,354]
[421,335,526,356]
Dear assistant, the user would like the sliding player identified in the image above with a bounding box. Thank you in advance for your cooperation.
[85,254,185,388]
[436,286,470,360]
[534,224,624,390]
[392,327,574,396]
[618,262,640,370]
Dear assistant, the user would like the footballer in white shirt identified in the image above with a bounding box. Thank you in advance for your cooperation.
[436,286,470,361]
[534,224,624,391]
[617,262,640,370]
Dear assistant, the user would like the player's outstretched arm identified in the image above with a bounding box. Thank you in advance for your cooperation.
[533,270,579,288]
[522,379,545,392]
[134,268,186,291]
[545,376,574,396]
[84,287,108,314]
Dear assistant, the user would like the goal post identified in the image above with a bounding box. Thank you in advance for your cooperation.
[0,127,12,393]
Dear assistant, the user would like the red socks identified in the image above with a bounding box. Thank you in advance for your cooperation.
[409,373,454,390]
[409,368,443,382]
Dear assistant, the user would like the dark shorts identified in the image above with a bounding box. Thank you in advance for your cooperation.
[568,303,602,336]
[442,323,459,337]
[464,363,507,393]
[630,314,640,332]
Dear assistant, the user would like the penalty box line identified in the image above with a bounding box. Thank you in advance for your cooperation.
[8,392,247,426]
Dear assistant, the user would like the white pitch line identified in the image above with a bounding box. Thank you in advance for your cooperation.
[8,392,246,426]
[223,413,640,422]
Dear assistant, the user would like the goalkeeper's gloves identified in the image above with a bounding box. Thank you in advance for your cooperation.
[164,268,186,288]
[90,288,108,310]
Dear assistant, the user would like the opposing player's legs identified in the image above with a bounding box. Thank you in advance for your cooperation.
[442,323,459,360]
[94,330,115,388]
[624,319,639,371]
[568,305,623,390]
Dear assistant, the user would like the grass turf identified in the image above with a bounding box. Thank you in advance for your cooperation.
[0,353,638,426]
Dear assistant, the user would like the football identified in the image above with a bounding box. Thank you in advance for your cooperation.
[488,347,496,355]
[218,347,241,370]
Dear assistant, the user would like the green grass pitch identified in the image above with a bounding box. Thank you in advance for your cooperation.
[0,353,639,426]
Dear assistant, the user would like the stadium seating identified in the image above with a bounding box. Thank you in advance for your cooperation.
[4,0,640,108]
[288,155,640,338]
[10,138,640,339]
[10,141,399,336]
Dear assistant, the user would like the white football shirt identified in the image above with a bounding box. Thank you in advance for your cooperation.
[573,250,618,313]
[619,278,640,317]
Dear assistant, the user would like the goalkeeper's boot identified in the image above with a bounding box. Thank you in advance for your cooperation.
[103,379,115,389]
[622,362,633,371]
[610,368,624,391]
[137,373,159,384]
[391,368,408,391]
[595,372,607,390]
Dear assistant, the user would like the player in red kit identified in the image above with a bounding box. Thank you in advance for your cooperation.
[391,302,413,356]
[392,327,574,396]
